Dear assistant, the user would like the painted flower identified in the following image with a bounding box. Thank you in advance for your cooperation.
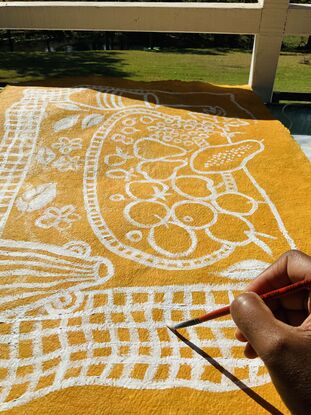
[37,147,56,165]
[52,137,82,154]
[52,155,80,172]
[35,205,81,230]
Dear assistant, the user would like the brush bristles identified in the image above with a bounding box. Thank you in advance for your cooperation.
[169,318,201,330]
[166,323,179,331]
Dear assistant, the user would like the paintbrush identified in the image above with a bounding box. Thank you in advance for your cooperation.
[167,279,311,330]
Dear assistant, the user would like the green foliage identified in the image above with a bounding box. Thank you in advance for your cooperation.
[1,30,309,53]
[0,50,310,93]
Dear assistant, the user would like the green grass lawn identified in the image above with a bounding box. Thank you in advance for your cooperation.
[0,49,310,92]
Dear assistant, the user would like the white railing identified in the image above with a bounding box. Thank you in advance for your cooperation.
[0,1,310,102]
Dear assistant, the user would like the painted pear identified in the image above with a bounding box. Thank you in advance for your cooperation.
[190,140,264,174]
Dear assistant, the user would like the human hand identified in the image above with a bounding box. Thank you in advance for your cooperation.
[230,250,311,415]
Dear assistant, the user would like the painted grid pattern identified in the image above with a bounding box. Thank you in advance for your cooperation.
[0,88,76,235]
[0,284,269,411]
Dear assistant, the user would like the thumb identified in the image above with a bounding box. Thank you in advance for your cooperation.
[230,292,290,361]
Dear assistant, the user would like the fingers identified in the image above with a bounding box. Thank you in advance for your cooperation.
[232,275,311,415]
[300,312,311,330]
[244,342,258,359]
[284,309,309,326]
[246,250,311,295]
[235,329,247,342]
[244,250,311,317]
[231,292,290,361]
[235,306,287,342]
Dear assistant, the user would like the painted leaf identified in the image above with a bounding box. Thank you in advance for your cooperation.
[219,260,271,280]
[56,103,81,111]
[250,236,273,256]
[53,115,79,132]
[16,183,57,212]
[82,114,104,129]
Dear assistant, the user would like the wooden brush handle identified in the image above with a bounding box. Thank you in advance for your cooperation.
[173,279,311,329]
[260,278,311,301]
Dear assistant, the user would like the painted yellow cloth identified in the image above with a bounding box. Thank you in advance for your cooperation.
[0,81,310,415]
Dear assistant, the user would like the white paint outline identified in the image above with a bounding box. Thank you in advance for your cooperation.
[147,222,197,258]
[123,200,170,229]
[171,174,216,201]
[133,137,187,161]
[84,108,236,269]
[171,200,218,230]
[190,140,264,174]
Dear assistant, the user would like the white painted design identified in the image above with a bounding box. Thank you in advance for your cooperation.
[126,181,169,201]
[121,126,139,135]
[52,137,82,155]
[111,133,133,145]
[109,193,125,202]
[37,147,56,165]
[52,155,80,172]
[0,85,299,410]
[45,137,83,172]
[218,260,271,279]
[0,86,296,269]
[221,172,238,193]
[126,230,143,242]
[83,100,295,269]
[0,238,114,317]
[133,138,187,161]
[0,282,270,411]
[0,88,56,236]
[243,166,296,249]
[171,200,217,230]
[122,117,136,126]
[190,140,264,174]
[63,240,92,257]
[106,167,136,181]
[205,213,276,256]
[148,222,197,257]
[212,192,258,216]
[82,114,104,129]
[16,183,57,213]
[137,158,187,182]
[104,147,133,167]
[53,115,80,132]
[55,103,81,111]
[124,200,170,229]
[94,88,159,110]
[171,175,215,201]
[35,205,80,230]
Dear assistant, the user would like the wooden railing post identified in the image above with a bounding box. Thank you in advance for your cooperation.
[249,0,289,103]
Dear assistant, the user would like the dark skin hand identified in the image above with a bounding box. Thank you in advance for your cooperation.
[230,250,311,415]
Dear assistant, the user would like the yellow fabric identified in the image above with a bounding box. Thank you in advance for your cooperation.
[0,80,310,415]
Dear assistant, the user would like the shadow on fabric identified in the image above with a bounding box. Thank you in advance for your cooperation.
[9,76,275,121]
[170,328,284,415]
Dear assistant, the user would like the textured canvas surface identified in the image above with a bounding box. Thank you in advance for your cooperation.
[0,81,310,414]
